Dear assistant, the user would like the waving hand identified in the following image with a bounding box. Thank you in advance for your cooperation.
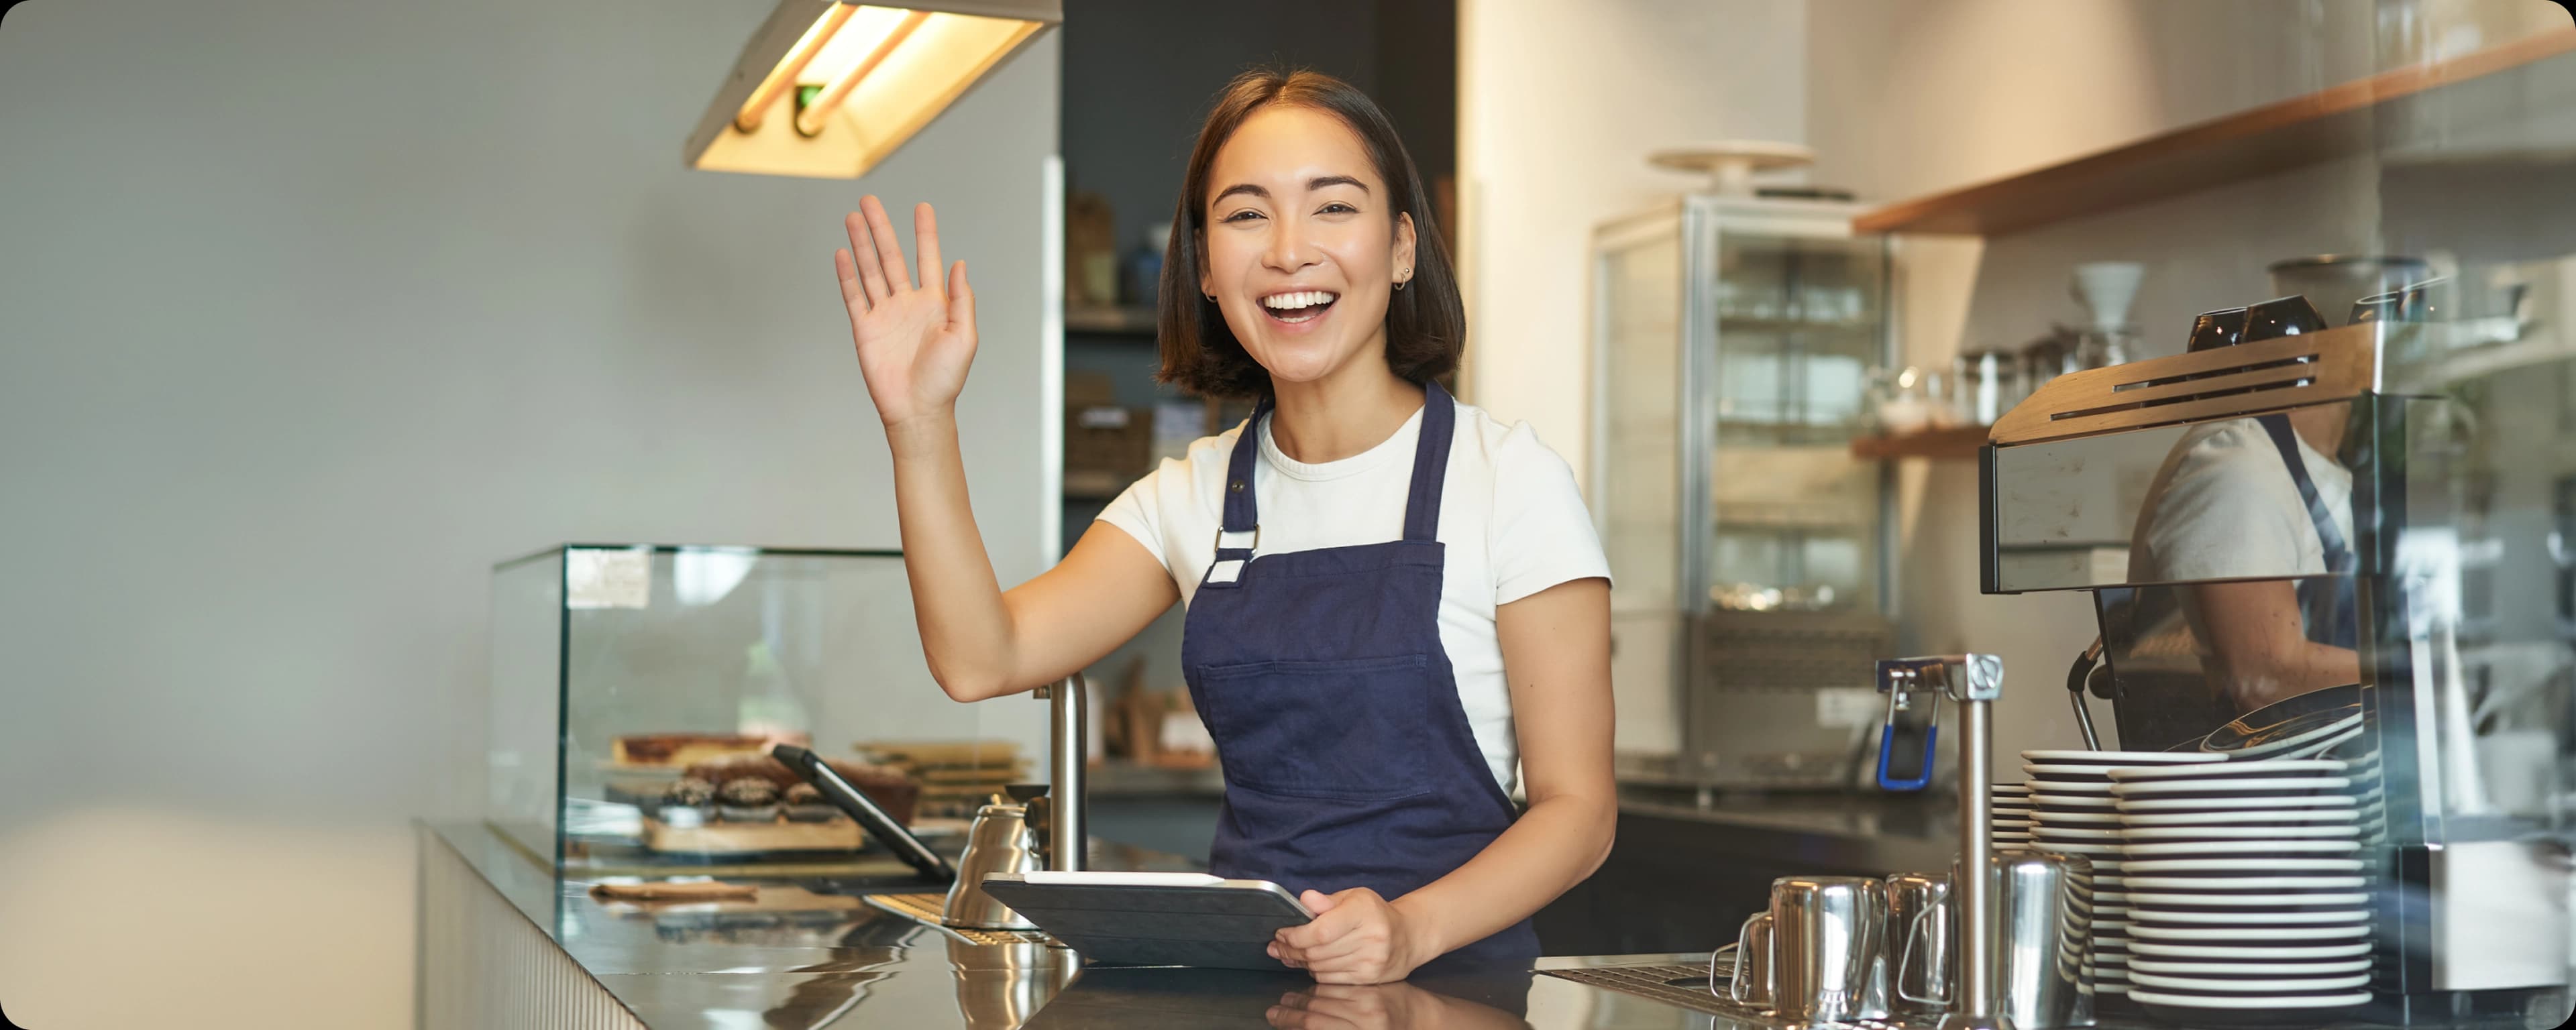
[835,196,977,427]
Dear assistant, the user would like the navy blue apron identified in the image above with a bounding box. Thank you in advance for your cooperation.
[2257,414,2358,648]
[1180,380,1540,968]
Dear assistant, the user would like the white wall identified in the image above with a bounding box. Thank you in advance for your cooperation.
[1457,0,1809,483]
[0,0,1059,1024]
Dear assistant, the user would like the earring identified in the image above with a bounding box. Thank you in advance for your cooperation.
[1394,269,1410,292]
[1203,293,1217,302]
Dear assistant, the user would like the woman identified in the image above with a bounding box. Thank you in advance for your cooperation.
[830,70,1615,984]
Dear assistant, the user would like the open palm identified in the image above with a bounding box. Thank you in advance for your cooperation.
[835,196,977,427]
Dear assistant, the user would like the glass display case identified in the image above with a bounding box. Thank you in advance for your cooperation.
[1592,196,1894,788]
[488,545,1046,872]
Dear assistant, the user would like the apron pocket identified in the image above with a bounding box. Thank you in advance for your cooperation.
[1195,654,1436,800]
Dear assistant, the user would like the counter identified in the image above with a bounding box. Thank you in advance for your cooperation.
[1537,785,1957,956]
[418,821,1715,1030]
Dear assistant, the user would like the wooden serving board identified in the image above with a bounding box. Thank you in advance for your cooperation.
[643,818,863,854]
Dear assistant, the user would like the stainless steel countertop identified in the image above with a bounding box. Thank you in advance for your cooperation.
[427,822,1716,1029]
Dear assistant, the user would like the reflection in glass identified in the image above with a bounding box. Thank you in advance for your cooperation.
[2124,406,2361,718]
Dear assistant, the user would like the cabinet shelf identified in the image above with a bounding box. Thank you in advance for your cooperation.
[1854,28,2576,236]
[1850,425,1990,461]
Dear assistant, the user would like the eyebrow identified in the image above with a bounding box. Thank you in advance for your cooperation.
[1210,176,1372,205]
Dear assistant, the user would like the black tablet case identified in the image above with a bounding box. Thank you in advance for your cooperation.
[975,877,1312,970]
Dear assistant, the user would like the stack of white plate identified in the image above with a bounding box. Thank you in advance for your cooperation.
[2109,758,2377,1025]
[2021,749,2229,1000]
[1994,782,2035,845]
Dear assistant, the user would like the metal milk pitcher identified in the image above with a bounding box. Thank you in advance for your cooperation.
[1948,849,2094,1029]
[1887,871,1955,1019]
[1769,876,1892,1023]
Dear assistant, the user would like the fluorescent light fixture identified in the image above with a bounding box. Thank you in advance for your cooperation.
[686,0,1059,179]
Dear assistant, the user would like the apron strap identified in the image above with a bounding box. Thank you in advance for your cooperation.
[2256,414,2353,572]
[1205,381,1452,581]
[1401,380,1456,543]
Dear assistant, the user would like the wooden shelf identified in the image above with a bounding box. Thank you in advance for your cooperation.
[1850,424,1990,461]
[1065,304,1158,335]
[1855,28,2576,236]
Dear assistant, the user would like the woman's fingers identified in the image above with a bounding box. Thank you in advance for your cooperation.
[946,261,975,339]
[845,211,890,302]
[833,248,868,314]
[861,195,913,291]
[913,202,944,296]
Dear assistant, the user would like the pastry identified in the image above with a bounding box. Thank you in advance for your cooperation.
[716,777,780,823]
[782,783,837,823]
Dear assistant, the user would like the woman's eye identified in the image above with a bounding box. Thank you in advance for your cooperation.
[1222,210,1266,223]
[1318,203,1357,215]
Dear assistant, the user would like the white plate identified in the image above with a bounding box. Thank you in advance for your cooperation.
[2121,809,2357,827]
[2023,764,2121,779]
[2031,792,2119,807]
[2033,825,2127,841]
[2116,794,2357,812]
[2108,759,2349,782]
[2032,840,2125,856]
[2121,824,2360,840]
[2210,711,2364,760]
[2275,726,2365,760]
[2129,923,2369,941]
[2110,777,2353,797]
[2127,909,2369,925]
[2123,892,2369,908]
[2033,810,2123,825]
[2129,970,2371,993]
[2129,940,2371,960]
[2025,750,2230,765]
[2096,874,2127,887]
[2129,957,2372,976]
[2124,840,2361,857]
[2128,988,2373,1010]
[2121,876,2365,892]
[2121,858,2366,874]
[2029,781,2119,796]
[1995,819,2038,828]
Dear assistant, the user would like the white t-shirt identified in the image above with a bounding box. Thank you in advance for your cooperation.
[1097,395,1611,793]
[2130,417,2355,583]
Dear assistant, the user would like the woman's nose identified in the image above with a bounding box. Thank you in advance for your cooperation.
[1263,217,1318,273]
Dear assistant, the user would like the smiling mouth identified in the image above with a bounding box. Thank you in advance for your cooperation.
[1259,290,1338,324]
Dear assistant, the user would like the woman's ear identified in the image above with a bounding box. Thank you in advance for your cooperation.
[1392,213,1419,287]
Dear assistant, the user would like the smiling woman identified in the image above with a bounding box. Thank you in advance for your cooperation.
[828,67,1615,986]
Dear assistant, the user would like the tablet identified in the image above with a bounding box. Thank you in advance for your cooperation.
[976,872,1313,970]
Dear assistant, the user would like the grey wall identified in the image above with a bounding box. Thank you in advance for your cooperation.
[0,0,1058,1023]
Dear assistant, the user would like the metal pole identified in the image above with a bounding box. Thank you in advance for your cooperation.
[1047,673,1087,872]
[1960,695,1996,1019]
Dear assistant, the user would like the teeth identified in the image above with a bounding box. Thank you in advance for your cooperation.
[1261,290,1337,310]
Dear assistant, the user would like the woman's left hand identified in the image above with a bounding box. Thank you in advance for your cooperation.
[1269,889,1433,984]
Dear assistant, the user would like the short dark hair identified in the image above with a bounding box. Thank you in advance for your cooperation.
[1155,69,1464,400]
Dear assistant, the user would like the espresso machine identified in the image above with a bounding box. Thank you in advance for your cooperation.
[1978,307,2573,1025]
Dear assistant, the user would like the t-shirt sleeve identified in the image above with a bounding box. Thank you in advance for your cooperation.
[1488,422,1613,605]
[1093,464,1170,573]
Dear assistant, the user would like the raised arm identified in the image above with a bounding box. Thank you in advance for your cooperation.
[837,197,1176,702]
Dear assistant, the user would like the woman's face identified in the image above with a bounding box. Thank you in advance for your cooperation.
[1199,105,1416,390]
